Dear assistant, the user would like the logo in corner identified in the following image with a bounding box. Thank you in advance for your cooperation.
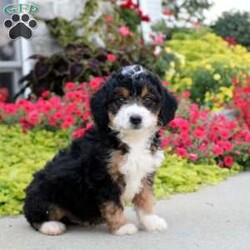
[3,3,39,40]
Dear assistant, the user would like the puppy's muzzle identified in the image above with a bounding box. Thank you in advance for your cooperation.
[129,115,142,129]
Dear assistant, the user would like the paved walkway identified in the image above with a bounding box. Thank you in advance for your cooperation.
[0,171,249,250]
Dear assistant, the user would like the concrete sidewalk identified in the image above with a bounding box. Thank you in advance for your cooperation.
[0,172,249,250]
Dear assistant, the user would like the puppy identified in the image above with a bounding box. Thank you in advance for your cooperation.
[24,65,178,236]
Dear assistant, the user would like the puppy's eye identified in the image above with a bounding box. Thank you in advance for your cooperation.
[116,97,127,104]
[144,96,155,104]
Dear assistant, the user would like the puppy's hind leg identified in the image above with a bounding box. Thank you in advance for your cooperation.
[24,197,67,236]
[38,206,68,236]
[38,221,66,236]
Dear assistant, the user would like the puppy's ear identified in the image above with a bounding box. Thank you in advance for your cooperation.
[90,84,109,130]
[159,87,178,126]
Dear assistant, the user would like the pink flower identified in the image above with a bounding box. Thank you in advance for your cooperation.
[223,156,234,167]
[163,9,172,16]
[153,34,165,45]
[107,54,116,62]
[105,15,113,23]
[119,26,131,37]
[189,153,198,161]
[85,122,93,130]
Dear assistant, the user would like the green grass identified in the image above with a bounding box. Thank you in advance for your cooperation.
[0,125,240,216]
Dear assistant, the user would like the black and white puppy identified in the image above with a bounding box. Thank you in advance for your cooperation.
[24,65,178,236]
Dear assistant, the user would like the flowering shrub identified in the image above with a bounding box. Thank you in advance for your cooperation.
[118,0,150,31]
[0,78,104,135]
[162,99,250,168]
[166,30,250,105]
[1,80,249,169]
[0,125,238,216]
[0,88,8,103]
[232,74,250,129]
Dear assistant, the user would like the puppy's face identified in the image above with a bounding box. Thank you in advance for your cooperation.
[91,65,178,132]
[107,84,160,132]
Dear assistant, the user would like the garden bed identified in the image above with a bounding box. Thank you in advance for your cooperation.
[0,125,239,216]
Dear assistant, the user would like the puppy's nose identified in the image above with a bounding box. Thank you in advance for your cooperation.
[130,115,142,126]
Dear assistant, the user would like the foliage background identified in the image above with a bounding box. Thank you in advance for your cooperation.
[0,125,239,216]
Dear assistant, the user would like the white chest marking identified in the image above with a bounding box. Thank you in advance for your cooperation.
[119,136,164,201]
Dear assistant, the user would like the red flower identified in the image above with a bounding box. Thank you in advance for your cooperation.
[61,117,75,129]
[182,91,190,99]
[224,36,236,46]
[72,128,86,139]
[41,90,50,99]
[220,129,230,139]
[65,82,76,91]
[141,15,150,22]
[213,144,224,155]
[85,122,93,131]
[0,88,8,103]
[82,111,91,121]
[119,26,131,37]
[223,156,234,167]
[176,147,187,158]
[193,126,205,138]
[48,116,57,126]
[105,15,113,23]
[153,34,165,45]
[27,111,40,126]
[107,54,116,62]
[89,77,104,92]
[161,138,169,148]
[163,9,172,16]
[162,81,169,86]
[222,141,233,152]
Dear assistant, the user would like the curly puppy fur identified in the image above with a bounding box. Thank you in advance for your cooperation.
[24,65,178,235]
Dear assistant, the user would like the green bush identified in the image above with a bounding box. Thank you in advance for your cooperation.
[0,125,239,216]
[166,30,250,104]
[0,125,69,215]
[211,11,250,49]
[155,153,239,199]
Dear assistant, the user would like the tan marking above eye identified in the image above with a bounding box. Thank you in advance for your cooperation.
[115,87,130,98]
[141,86,149,98]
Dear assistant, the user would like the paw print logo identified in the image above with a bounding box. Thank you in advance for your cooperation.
[4,14,37,40]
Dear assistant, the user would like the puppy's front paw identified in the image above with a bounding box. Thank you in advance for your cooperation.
[141,215,167,232]
[39,221,66,236]
[114,223,138,236]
